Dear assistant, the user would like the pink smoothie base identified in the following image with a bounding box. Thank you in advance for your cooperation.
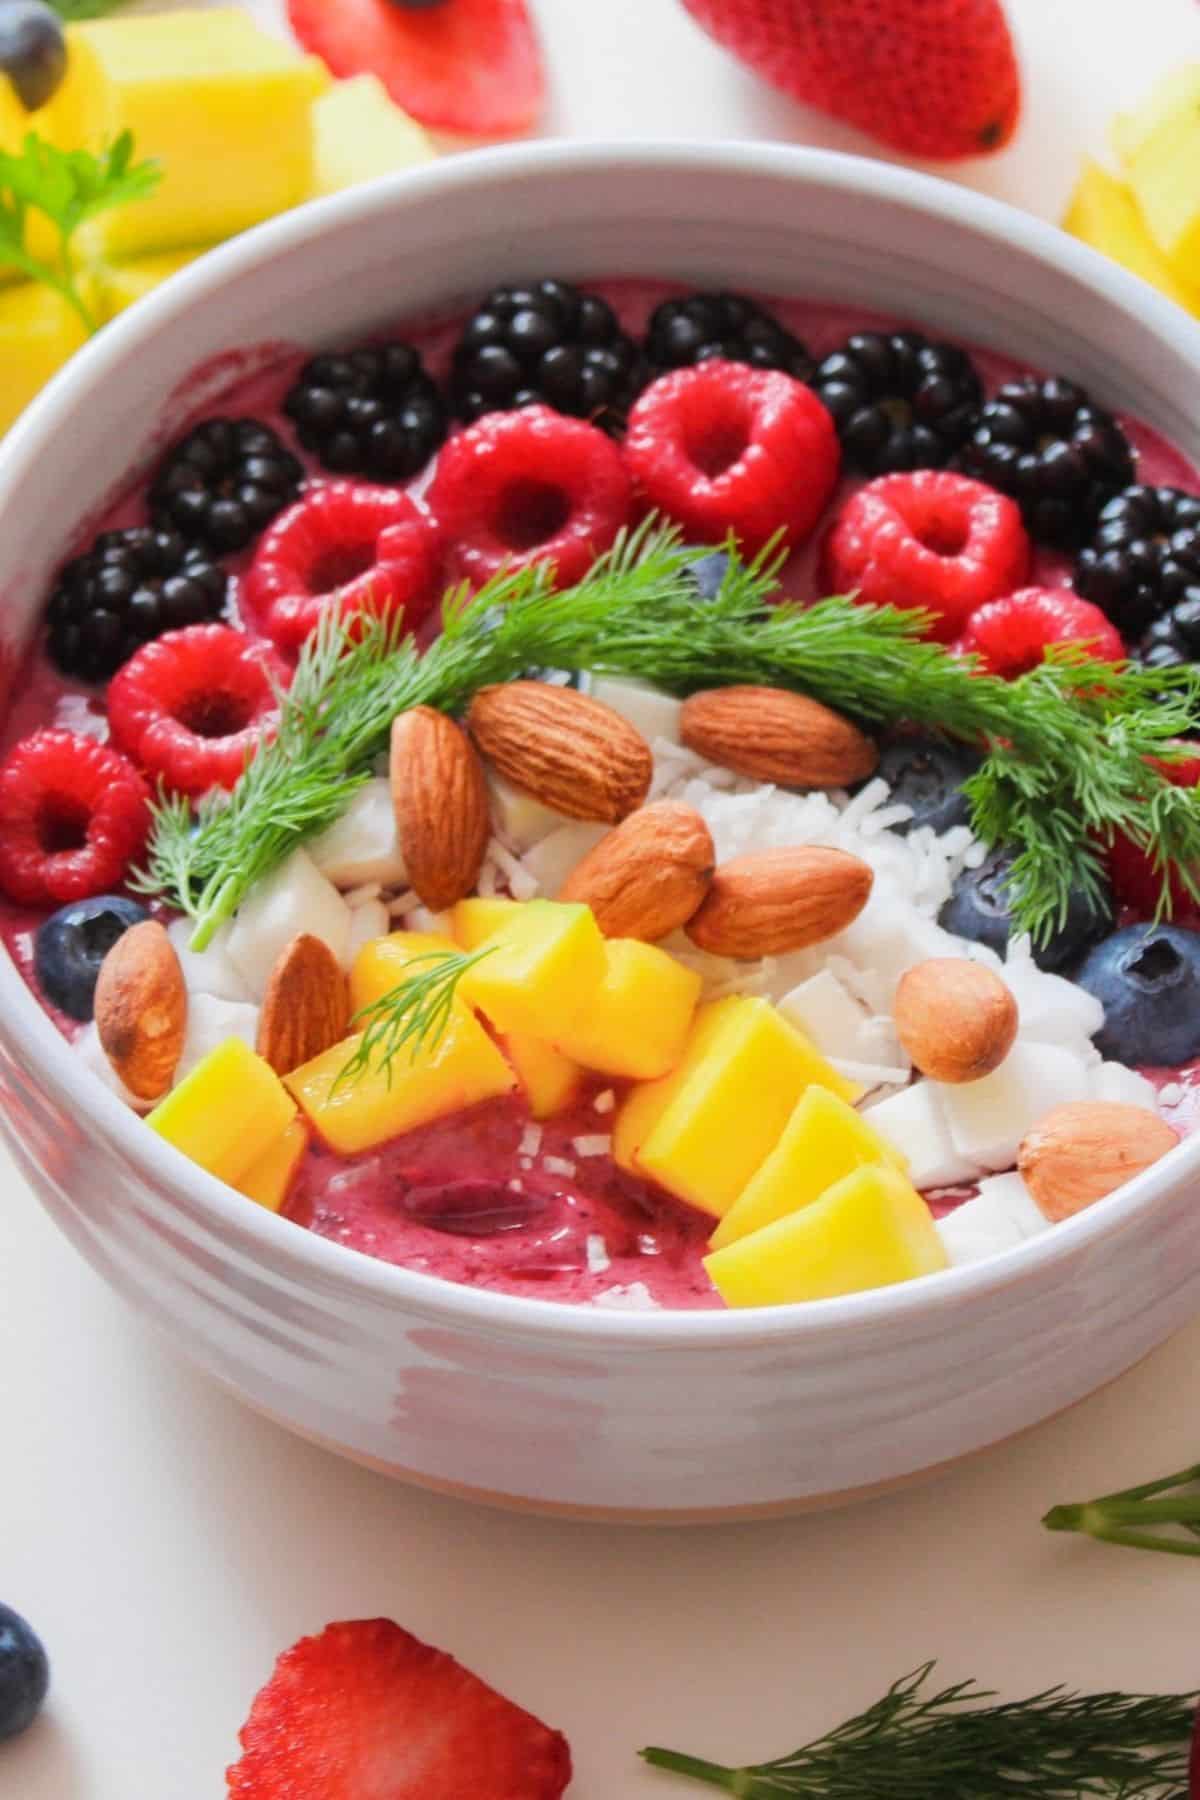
[3,280,1200,1310]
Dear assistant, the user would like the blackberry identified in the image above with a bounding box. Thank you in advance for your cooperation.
[1075,484,1200,641]
[645,290,813,380]
[811,331,982,474]
[450,279,644,432]
[1137,598,1200,669]
[46,527,227,683]
[284,343,446,480]
[957,375,1135,548]
[150,417,302,553]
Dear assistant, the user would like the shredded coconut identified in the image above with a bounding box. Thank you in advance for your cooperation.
[592,1281,660,1311]
[519,1122,542,1158]
[542,1155,576,1179]
[593,1089,615,1115]
[343,881,383,909]
[586,1233,612,1273]
[572,1134,611,1158]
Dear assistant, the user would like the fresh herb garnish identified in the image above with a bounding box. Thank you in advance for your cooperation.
[43,1,129,17]
[1045,1461,1200,1558]
[135,521,1200,956]
[641,1662,1197,1798]
[334,947,494,1089]
[0,130,160,333]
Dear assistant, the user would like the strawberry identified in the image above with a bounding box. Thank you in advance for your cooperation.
[227,1618,572,1800]
[287,0,545,138]
[679,0,1021,161]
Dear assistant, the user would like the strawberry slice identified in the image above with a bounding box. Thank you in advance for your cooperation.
[287,0,546,137]
[226,1618,573,1798]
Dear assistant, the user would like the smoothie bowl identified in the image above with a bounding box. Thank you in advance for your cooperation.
[3,143,1200,1519]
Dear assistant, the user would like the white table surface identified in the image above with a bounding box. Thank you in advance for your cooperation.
[6,1,1200,1794]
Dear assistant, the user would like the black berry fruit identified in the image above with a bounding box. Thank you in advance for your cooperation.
[0,1604,48,1742]
[1075,484,1200,642]
[46,527,227,683]
[284,343,447,480]
[812,331,982,474]
[450,279,644,432]
[644,291,813,381]
[150,418,302,554]
[35,894,150,1021]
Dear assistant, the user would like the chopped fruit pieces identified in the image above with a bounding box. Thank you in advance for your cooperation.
[1113,66,1200,285]
[283,346,446,485]
[235,1117,309,1214]
[704,1165,948,1307]
[552,938,702,1081]
[502,1031,582,1119]
[285,1008,515,1156]
[93,249,206,322]
[460,897,607,1039]
[0,280,87,433]
[150,419,302,555]
[47,526,227,685]
[1062,159,1200,315]
[349,929,461,1013]
[310,76,435,198]
[710,1086,905,1250]
[0,730,150,907]
[451,896,521,951]
[960,587,1125,676]
[146,1037,298,1186]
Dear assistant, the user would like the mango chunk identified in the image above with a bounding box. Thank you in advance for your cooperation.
[553,939,701,1081]
[147,1037,297,1186]
[93,247,208,320]
[1063,160,1200,314]
[350,930,461,1015]
[311,75,434,197]
[235,1117,309,1214]
[710,1086,906,1250]
[285,1010,515,1156]
[0,282,89,431]
[452,897,521,951]
[704,1165,948,1307]
[460,899,606,1040]
[1112,66,1200,281]
[503,1031,582,1119]
[614,996,862,1220]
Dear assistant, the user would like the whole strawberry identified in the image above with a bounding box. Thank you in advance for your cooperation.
[679,0,1021,160]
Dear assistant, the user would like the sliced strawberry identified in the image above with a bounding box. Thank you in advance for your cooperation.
[287,0,546,137]
[226,1618,572,1799]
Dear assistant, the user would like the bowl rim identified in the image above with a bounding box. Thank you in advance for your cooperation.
[5,136,1200,1348]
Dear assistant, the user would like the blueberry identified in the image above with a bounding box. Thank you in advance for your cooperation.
[34,895,151,1021]
[0,3,67,112]
[686,548,732,601]
[938,847,1114,972]
[1074,924,1200,1065]
[872,733,984,836]
[0,1604,48,1741]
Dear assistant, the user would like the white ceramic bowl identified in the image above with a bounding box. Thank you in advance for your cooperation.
[3,143,1200,1521]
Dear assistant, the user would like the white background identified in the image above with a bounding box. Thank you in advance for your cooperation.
[5,1,1200,1794]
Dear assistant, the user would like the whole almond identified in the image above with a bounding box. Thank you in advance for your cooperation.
[258,933,350,1077]
[893,958,1018,1085]
[1018,1101,1180,1222]
[94,919,187,1102]
[681,686,879,789]
[391,706,490,910]
[559,802,715,940]
[685,846,873,957]
[467,681,652,823]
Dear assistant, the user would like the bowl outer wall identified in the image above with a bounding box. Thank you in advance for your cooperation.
[1,142,1200,1513]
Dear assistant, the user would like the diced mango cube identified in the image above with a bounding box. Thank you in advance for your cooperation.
[0,283,89,432]
[349,930,461,1014]
[704,1165,948,1307]
[234,1117,309,1214]
[311,75,434,197]
[147,1037,297,1186]
[553,939,701,1081]
[614,997,863,1220]
[710,1087,906,1250]
[452,897,521,951]
[503,1032,582,1119]
[93,247,208,321]
[1112,66,1200,281]
[460,899,606,1039]
[285,1010,515,1156]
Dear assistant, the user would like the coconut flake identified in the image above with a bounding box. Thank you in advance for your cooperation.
[542,1155,576,1179]
[519,1122,543,1158]
[572,1134,611,1158]
[593,1281,660,1311]
[593,1089,615,1115]
[586,1234,612,1273]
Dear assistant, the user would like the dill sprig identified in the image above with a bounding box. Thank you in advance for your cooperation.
[641,1662,1197,1799]
[1045,1460,1200,1559]
[333,948,493,1089]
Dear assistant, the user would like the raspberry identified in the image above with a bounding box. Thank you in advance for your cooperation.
[0,731,151,907]
[244,482,442,654]
[960,587,1126,678]
[107,625,288,799]
[821,470,1031,642]
[623,360,840,553]
[1107,750,1200,924]
[426,405,632,589]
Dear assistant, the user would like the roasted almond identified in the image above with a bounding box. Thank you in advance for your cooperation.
[467,681,652,823]
[391,706,490,910]
[559,802,715,940]
[1018,1100,1180,1223]
[684,846,873,957]
[893,958,1018,1085]
[94,919,187,1103]
[680,686,879,789]
[257,933,350,1077]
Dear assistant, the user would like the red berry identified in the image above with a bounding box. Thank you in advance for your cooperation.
[245,482,442,655]
[286,0,545,137]
[821,470,1031,642]
[960,586,1126,678]
[227,1618,572,1800]
[427,405,632,590]
[107,625,288,799]
[0,730,151,907]
[1108,748,1200,924]
[624,359,840,554]
[679,0,1020,161]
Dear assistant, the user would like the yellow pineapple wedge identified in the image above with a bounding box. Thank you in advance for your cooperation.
[311,76,435,197]
[1063,159,1200,315]
[1112,66,1200,284]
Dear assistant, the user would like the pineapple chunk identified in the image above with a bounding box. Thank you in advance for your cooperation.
[93,248,208,321]
[1063,159,1200,314]
[704,1165,948,1308]
[1112,67,1200,282]
[349,929,460,1014]
[614,996,862,1220]
[0,283,88,432]
[286,1009,515,1156]
[709,1086,905,1250]
[553,939,701,1081]
[235,1118,308,1214]
[502,1032,581,1119]
[452,896,521,951]
[460,899,606,1039]
[146,1037,297,1186]
[311,75,435,197]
